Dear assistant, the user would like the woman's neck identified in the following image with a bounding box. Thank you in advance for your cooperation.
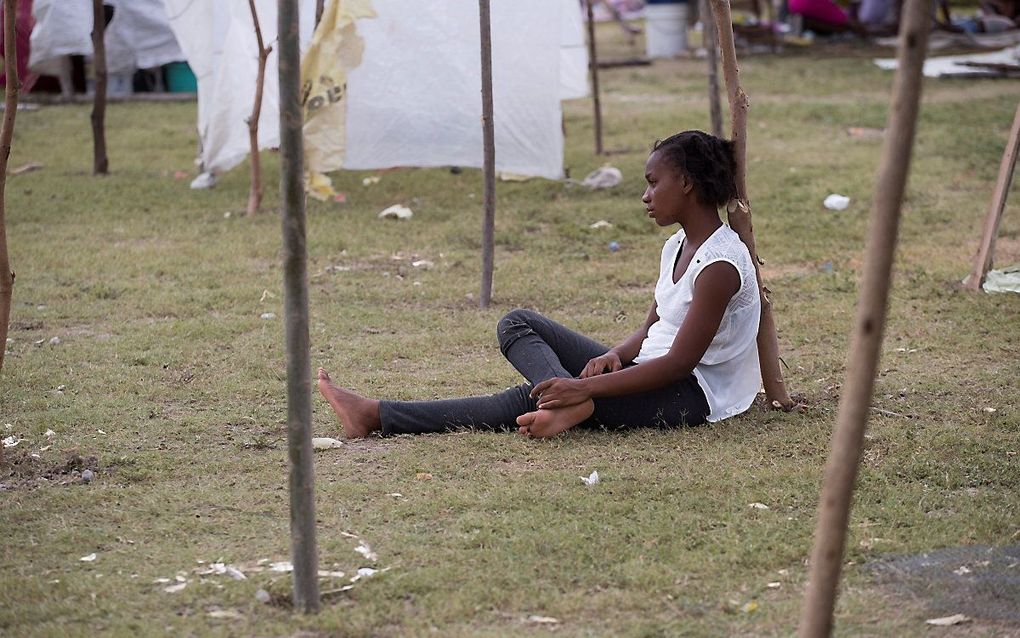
[680,209,723,246]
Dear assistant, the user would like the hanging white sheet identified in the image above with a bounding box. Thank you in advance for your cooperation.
[30,0,182,74]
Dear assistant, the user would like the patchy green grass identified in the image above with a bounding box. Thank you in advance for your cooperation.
[2,26,1019,637]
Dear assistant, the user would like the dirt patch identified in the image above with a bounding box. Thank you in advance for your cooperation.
[866,545,1020,626]
[0,449,102,491]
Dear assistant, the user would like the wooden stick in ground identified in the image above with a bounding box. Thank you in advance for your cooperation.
[246,0,272,216]
[964,100,1020,291]
[90,0,109,175]
[798,0,931,634]
[701,0,723,138]
[585,0,604,155]
[709,0,793,409]
[478,0,496,308]
[0,0,22,381]
[277,0,319,614]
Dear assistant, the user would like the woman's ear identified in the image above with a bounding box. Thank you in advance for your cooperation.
[679,175,695,195]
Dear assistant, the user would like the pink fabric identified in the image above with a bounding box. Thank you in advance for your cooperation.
[0,0,36,90]
[788,0,850,25]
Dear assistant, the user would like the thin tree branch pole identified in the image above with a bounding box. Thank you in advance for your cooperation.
[315,0,324,27]
[964,100,1020,291]
[585,0,604,155]
[246,0,272,216]
[709,0,793,408]
[277,0,319,614]
[798,1,931,635]
[0,0,22,379]
[90,0,108,175]
[478,0,496,309]
[701,0,723,138]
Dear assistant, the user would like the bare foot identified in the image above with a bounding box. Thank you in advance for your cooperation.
[515,399,594,438]
[317,368,382,439]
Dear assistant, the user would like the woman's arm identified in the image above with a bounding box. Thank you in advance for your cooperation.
[532,262,740,408]
[579,301,659,378]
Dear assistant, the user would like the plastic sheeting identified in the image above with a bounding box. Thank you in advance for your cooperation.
[30,0,182,74]
[874,45,1020,78]
[304,0,572,181]
[164,0,316,174]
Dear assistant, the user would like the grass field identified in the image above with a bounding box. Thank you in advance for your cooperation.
[2,26,1019,637]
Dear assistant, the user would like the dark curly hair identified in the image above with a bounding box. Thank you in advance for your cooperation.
[652,130,737,208]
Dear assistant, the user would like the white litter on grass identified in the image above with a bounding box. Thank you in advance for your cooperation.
[378,204,413,220]
[3,436,21,448]
[355,542,378,562]
[207,609,243,619]
[527,615,560,624]
[589,220,613,230]
[983,264,1020,294]
[79,553,97,562]
[48,336,61,346]
[318,570,346,579]
[260,313,276,320]
[97,429,107,435]
[767,581,781,589]
[312,437,344,450]
[580,470,600,486]
[749,502,770,510]
[270,561,293,573]
[387,493,403,498]
[255,589,271,603]
[983,407,997,413]
[953,565,972,576]
[362,176,381,186]
[350,567,386,582]
[164,582,187,594]
[411,260,434,269]
[823,194,850,211]
[582,166,623,189]
[45,429,55,437]
[200,563,247,580]
[926,614,970,626]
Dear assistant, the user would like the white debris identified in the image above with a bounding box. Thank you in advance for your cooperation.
[97,429,106,435]
[312,437,344,450]
[749,502,770,510]
[269,561,293,573]
[190,171,217,190]
[387,493,403,498]
[580,470,600,486]
[823,194,850,211]
[377,204,413,221]
[983,407,997,413]
[45,429,55,437]
[3,436,21,448]
[355,541,378,562]
[953,565,971,576]
[582,165,622,189]
[164,582,187,593]
[79,553,97,562]
[589,220,614,230]
[153,578,171,584]
[362,176,381,186]
[411,260,434,269]
[255,589,271,603]
[48,336,61,346]
[260,312,276,320]
[318,570,346,578]
[350,567,383,582]
[767,581,781,589]
[926,614,970,626]
[207,609,243,619]
[527,615,560,624]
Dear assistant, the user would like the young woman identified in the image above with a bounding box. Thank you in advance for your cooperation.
[318,130,761,439]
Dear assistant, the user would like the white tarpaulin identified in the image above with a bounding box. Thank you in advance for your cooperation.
[874,45,1020,77]
[164,0,316,175]
[560,0,590,101]
[305,0,573,182]
[30,0,182,74]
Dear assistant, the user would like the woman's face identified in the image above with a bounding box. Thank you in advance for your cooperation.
[642,150,691,227]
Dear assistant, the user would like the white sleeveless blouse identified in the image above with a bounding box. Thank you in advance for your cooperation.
[632,225,761,422]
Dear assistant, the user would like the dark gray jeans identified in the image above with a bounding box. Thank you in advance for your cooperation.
[379,309,710,435]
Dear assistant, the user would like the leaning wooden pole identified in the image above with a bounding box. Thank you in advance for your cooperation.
[478,0,496,308]
[315,0,325,26]
[798,0,931,634]
[277,0,320,613]
[246,0,272,216]
[90,0,109,175]
[709,0,793,408]
[585,0,604,155]
[0,0,22,378]
[964,100,1020,291]
[701,0,723,138]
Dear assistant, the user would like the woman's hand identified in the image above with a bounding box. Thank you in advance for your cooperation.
[579,351,623,379]
[530,377,592,409]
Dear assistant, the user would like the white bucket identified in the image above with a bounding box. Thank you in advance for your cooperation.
[645,2,689,59]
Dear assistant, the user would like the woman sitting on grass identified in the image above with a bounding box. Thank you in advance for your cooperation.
[318,130,762,438]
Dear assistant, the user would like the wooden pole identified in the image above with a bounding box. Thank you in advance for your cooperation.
[246,0,272,216]
[964,100,1020,291]
[277,0,320,613]
[709,0,793,409]
[0,0,22,380]
[315,0,325,27]
[478,0,496,309]
[701,0,723,138]
[585,0,604,155]
[90,0,109,175]
[798,0,931,634]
